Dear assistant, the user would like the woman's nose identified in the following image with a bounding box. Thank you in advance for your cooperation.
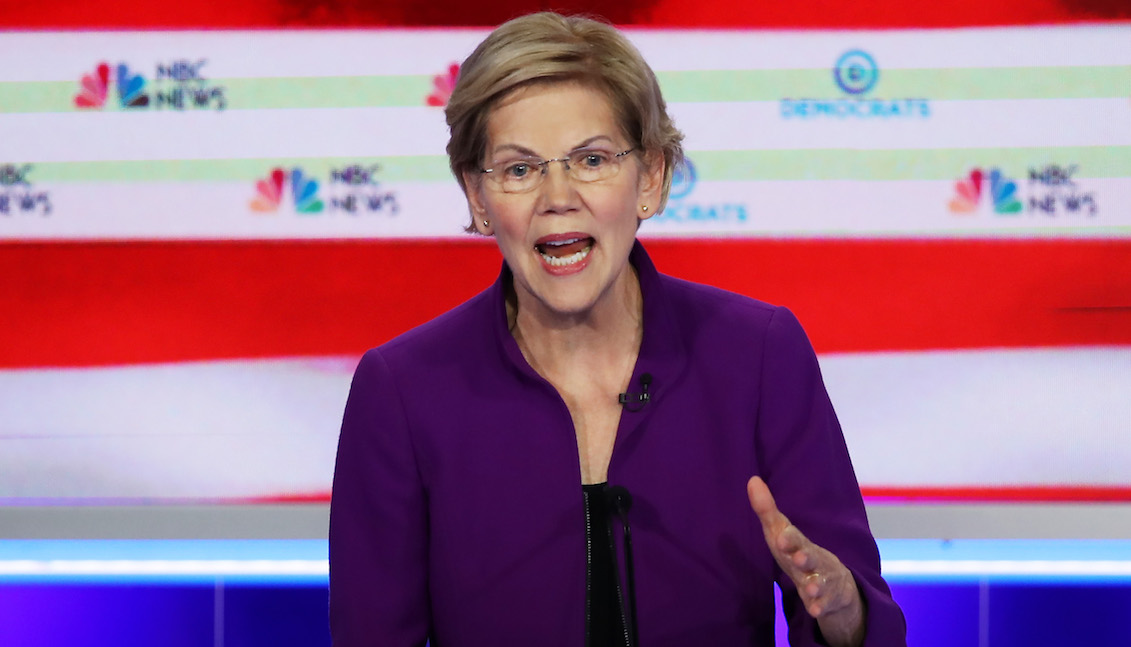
[537,161,577,212]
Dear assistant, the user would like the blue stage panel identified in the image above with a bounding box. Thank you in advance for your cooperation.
[223,584,331,647]
[0,583,214,647]
[987,582,1131,645]
[890,582,981,647]
[3,538,1131,646]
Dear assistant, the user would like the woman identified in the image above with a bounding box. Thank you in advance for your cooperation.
[330,12,906,647]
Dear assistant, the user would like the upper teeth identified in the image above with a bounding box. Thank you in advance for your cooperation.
[543,238,582,247]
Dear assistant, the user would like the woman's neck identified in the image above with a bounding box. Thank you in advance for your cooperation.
[508,268,644,380]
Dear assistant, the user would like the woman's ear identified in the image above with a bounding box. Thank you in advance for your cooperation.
[463,171,492,235]
[637,152,665,221]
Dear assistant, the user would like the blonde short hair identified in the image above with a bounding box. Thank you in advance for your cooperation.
[445,12,684,231]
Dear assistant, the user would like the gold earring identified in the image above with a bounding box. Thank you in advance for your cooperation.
[641,205,649,212]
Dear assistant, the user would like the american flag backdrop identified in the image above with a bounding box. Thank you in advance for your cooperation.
[1,1,1129,503]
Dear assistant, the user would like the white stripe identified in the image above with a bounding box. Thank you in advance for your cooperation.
[0,358,354,499]
[1,348,1128,498]
[673,98,1131,151]
[1,25,1127,81]
[2,98,1125,164]
[631,24,1131,70]
[0,180,471,240]
[824,347,1131,488]
[3,178,1126,241]
[645,178,1131,238]
[0,30,487,81]
[0,107,451,163]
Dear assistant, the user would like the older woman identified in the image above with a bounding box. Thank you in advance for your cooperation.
[330,12,905,647]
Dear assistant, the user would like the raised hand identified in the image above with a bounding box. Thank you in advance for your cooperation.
[747,476,865,647]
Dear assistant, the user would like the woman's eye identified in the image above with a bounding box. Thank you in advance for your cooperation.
[505,163,530,178]
[580,153,608,168]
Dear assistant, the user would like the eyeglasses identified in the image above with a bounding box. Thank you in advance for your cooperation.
[480,148,635,194]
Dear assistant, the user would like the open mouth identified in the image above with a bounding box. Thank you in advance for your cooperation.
[535,236,594,267]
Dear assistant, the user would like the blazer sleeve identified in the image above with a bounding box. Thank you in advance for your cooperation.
[755,307,906,647]
[329,349,430,646]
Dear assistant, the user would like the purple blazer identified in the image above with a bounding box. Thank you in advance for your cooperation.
[330,242,906,646]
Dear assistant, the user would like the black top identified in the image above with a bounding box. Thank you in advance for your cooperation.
[583,483,628,647]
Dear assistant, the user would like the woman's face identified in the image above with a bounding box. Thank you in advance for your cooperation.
[465,81,663,322]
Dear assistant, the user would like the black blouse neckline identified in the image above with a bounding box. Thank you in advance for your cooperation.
[584,483,627,647]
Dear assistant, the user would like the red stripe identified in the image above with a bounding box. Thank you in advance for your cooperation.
[240,492,332,504]
[862,485,1131,502]
[0,0,1126,28]
[243,485,1131,504]
[1,238,1129,369]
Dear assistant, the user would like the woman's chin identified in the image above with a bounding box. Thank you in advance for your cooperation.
[530,291,600,320]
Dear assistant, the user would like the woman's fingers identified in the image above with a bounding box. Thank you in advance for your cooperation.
[747,475,787,537]
[747,476,866,642]
[779,525,808,561]
[748,476,858,617]
[803,571,823,598]
[803,568,843,613]
[794,547,860,622]
[749,477,813,573]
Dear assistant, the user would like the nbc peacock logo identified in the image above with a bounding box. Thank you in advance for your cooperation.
[73,62,150,109]
[426,63,460,107]
[948,168,1023,215]
[250,168,325,214]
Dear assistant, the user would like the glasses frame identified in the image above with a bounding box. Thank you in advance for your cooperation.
[480,148,636,193]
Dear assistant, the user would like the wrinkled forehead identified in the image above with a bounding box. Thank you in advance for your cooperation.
[481,80,628,161]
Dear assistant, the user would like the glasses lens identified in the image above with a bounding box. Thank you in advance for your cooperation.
[491,159,540,193]
[485,149,630,193]
[568,150,620,183]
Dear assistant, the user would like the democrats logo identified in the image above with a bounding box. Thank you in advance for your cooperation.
[651,158,748,226]
[948,165,1098,217]
[781,49,930,120]
[668,159,697,201]
[0,164,52,217]
[74,59,227,111]
[250,164,399,216]
[833,50,879,95]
